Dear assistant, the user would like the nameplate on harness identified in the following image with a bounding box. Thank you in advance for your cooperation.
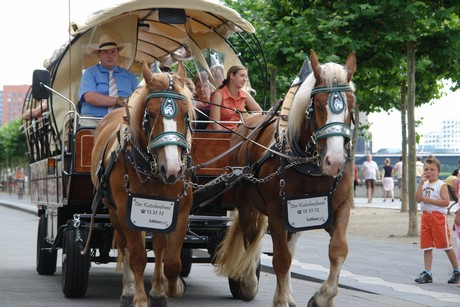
[283,193,332,232]
[126,193,178,233]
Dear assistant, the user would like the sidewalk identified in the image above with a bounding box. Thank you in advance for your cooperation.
[260,196,460,306]
[0,191,36,215]
[1,192,460,306]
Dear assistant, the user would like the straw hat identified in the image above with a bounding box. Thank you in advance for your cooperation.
[96,34,124,51]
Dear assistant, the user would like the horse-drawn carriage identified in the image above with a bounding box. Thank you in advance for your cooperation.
[23,1,357,306]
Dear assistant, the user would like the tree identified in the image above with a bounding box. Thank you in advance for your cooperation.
[0,118,28,170]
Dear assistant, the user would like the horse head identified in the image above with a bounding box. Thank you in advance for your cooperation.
[288,50,356,177]
[130,61,195,184]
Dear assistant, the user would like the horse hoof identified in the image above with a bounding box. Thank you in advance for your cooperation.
[307,296,318,307]
[120,295,134,307]
[179,276,187,293]
[240,275,258,301]
[148,295,167,307]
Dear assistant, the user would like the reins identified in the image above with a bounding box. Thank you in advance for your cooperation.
[190,99,317,173]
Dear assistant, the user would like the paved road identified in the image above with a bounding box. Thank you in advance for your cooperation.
[1,192,460,306]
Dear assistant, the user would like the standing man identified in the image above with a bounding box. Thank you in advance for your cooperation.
[78,34,139,118]
[392,156,403,201]
[416,156,424,186]
[361,154,380,203]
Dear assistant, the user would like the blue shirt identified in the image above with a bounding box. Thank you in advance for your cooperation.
[78,64,139,117]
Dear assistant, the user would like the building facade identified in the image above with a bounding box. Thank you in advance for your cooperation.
[422,119,460,153]
[1,85,30,126]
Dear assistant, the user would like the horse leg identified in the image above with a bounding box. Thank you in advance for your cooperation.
[120,248,135,307]
[124,231,148,307]
[149,233,168,306]
[161,213,188,299]
[308,203,350,307]
[269,214,299,307]
[237,208,267,301]
[148,198,190,306]
[109,211,136,307]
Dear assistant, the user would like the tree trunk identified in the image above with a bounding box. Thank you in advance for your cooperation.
[400,81,408,213]
[407,40,419,237]
[349,105,360,209]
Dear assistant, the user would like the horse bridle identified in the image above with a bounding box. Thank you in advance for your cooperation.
[123,74,192,182]
[308,83,353,142]
[142,75,191,154]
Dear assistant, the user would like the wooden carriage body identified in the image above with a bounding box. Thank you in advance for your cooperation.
[23,0,266,298]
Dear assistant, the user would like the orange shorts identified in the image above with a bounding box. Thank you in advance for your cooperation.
[420,211,452,250]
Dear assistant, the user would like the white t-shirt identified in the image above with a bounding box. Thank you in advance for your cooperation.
[420,179,447,214]
[393,161,403,179]
[362,160,379,180]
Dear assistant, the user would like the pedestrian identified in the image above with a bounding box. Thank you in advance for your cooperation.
[445,169,459,187]
[415,156,424,186]
[445,169,459,203]
[392,156,403,200]
[455,209,460,287]
[78,34,139,118]
[360,154,380,203]
[353,164,358,196]
[414,155,460,284]
[381,158,394,202]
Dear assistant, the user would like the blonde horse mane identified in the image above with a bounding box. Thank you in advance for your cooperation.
[287,62,355,144]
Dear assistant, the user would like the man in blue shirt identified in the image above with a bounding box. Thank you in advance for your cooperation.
[78,34,139,117]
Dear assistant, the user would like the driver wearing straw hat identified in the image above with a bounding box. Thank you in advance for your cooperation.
[78,34,139,117]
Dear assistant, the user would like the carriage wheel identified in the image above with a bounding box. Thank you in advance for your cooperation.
[180,248,192,277]
[36,214,57,275]
[228,260,261,300]
[62,222,90,298]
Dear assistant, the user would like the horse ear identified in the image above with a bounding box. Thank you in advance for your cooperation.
[345,52,357,82]
[175,61,186,84]
[142,62,153,84]
[310,49,322,83]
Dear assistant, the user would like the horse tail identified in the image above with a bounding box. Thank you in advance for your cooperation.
[214,210,267,279]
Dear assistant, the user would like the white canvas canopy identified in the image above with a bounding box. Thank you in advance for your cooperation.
[37,0,257,152]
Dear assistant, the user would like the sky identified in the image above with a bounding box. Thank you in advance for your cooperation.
[1,0,457,152]
[367,86,459,152]
[0,0,117,88]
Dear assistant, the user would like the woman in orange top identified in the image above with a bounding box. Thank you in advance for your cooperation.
[208,65,262,130]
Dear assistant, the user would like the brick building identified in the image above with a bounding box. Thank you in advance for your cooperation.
[1,85,30,126]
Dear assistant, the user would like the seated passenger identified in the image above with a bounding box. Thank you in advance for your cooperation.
[78,34,139,118]
[208,65,262,131]
[193,71,213,129]
[193,71,213,110]
[22,100,48,120]
[210,64,225,88]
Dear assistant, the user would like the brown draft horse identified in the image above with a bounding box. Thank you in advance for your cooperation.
[214,50,356,306]
[90,61,194,307]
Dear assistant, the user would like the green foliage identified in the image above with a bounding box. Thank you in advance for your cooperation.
[0,119,28,169]
[224,0,460,114]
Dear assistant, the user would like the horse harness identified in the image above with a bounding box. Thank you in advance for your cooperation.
[94,75,192,210]
[247,77,354,197]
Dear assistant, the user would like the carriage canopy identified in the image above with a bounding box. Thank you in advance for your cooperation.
[31,0,260,154]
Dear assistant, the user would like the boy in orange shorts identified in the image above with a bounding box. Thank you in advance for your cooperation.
[414,155,460,284]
